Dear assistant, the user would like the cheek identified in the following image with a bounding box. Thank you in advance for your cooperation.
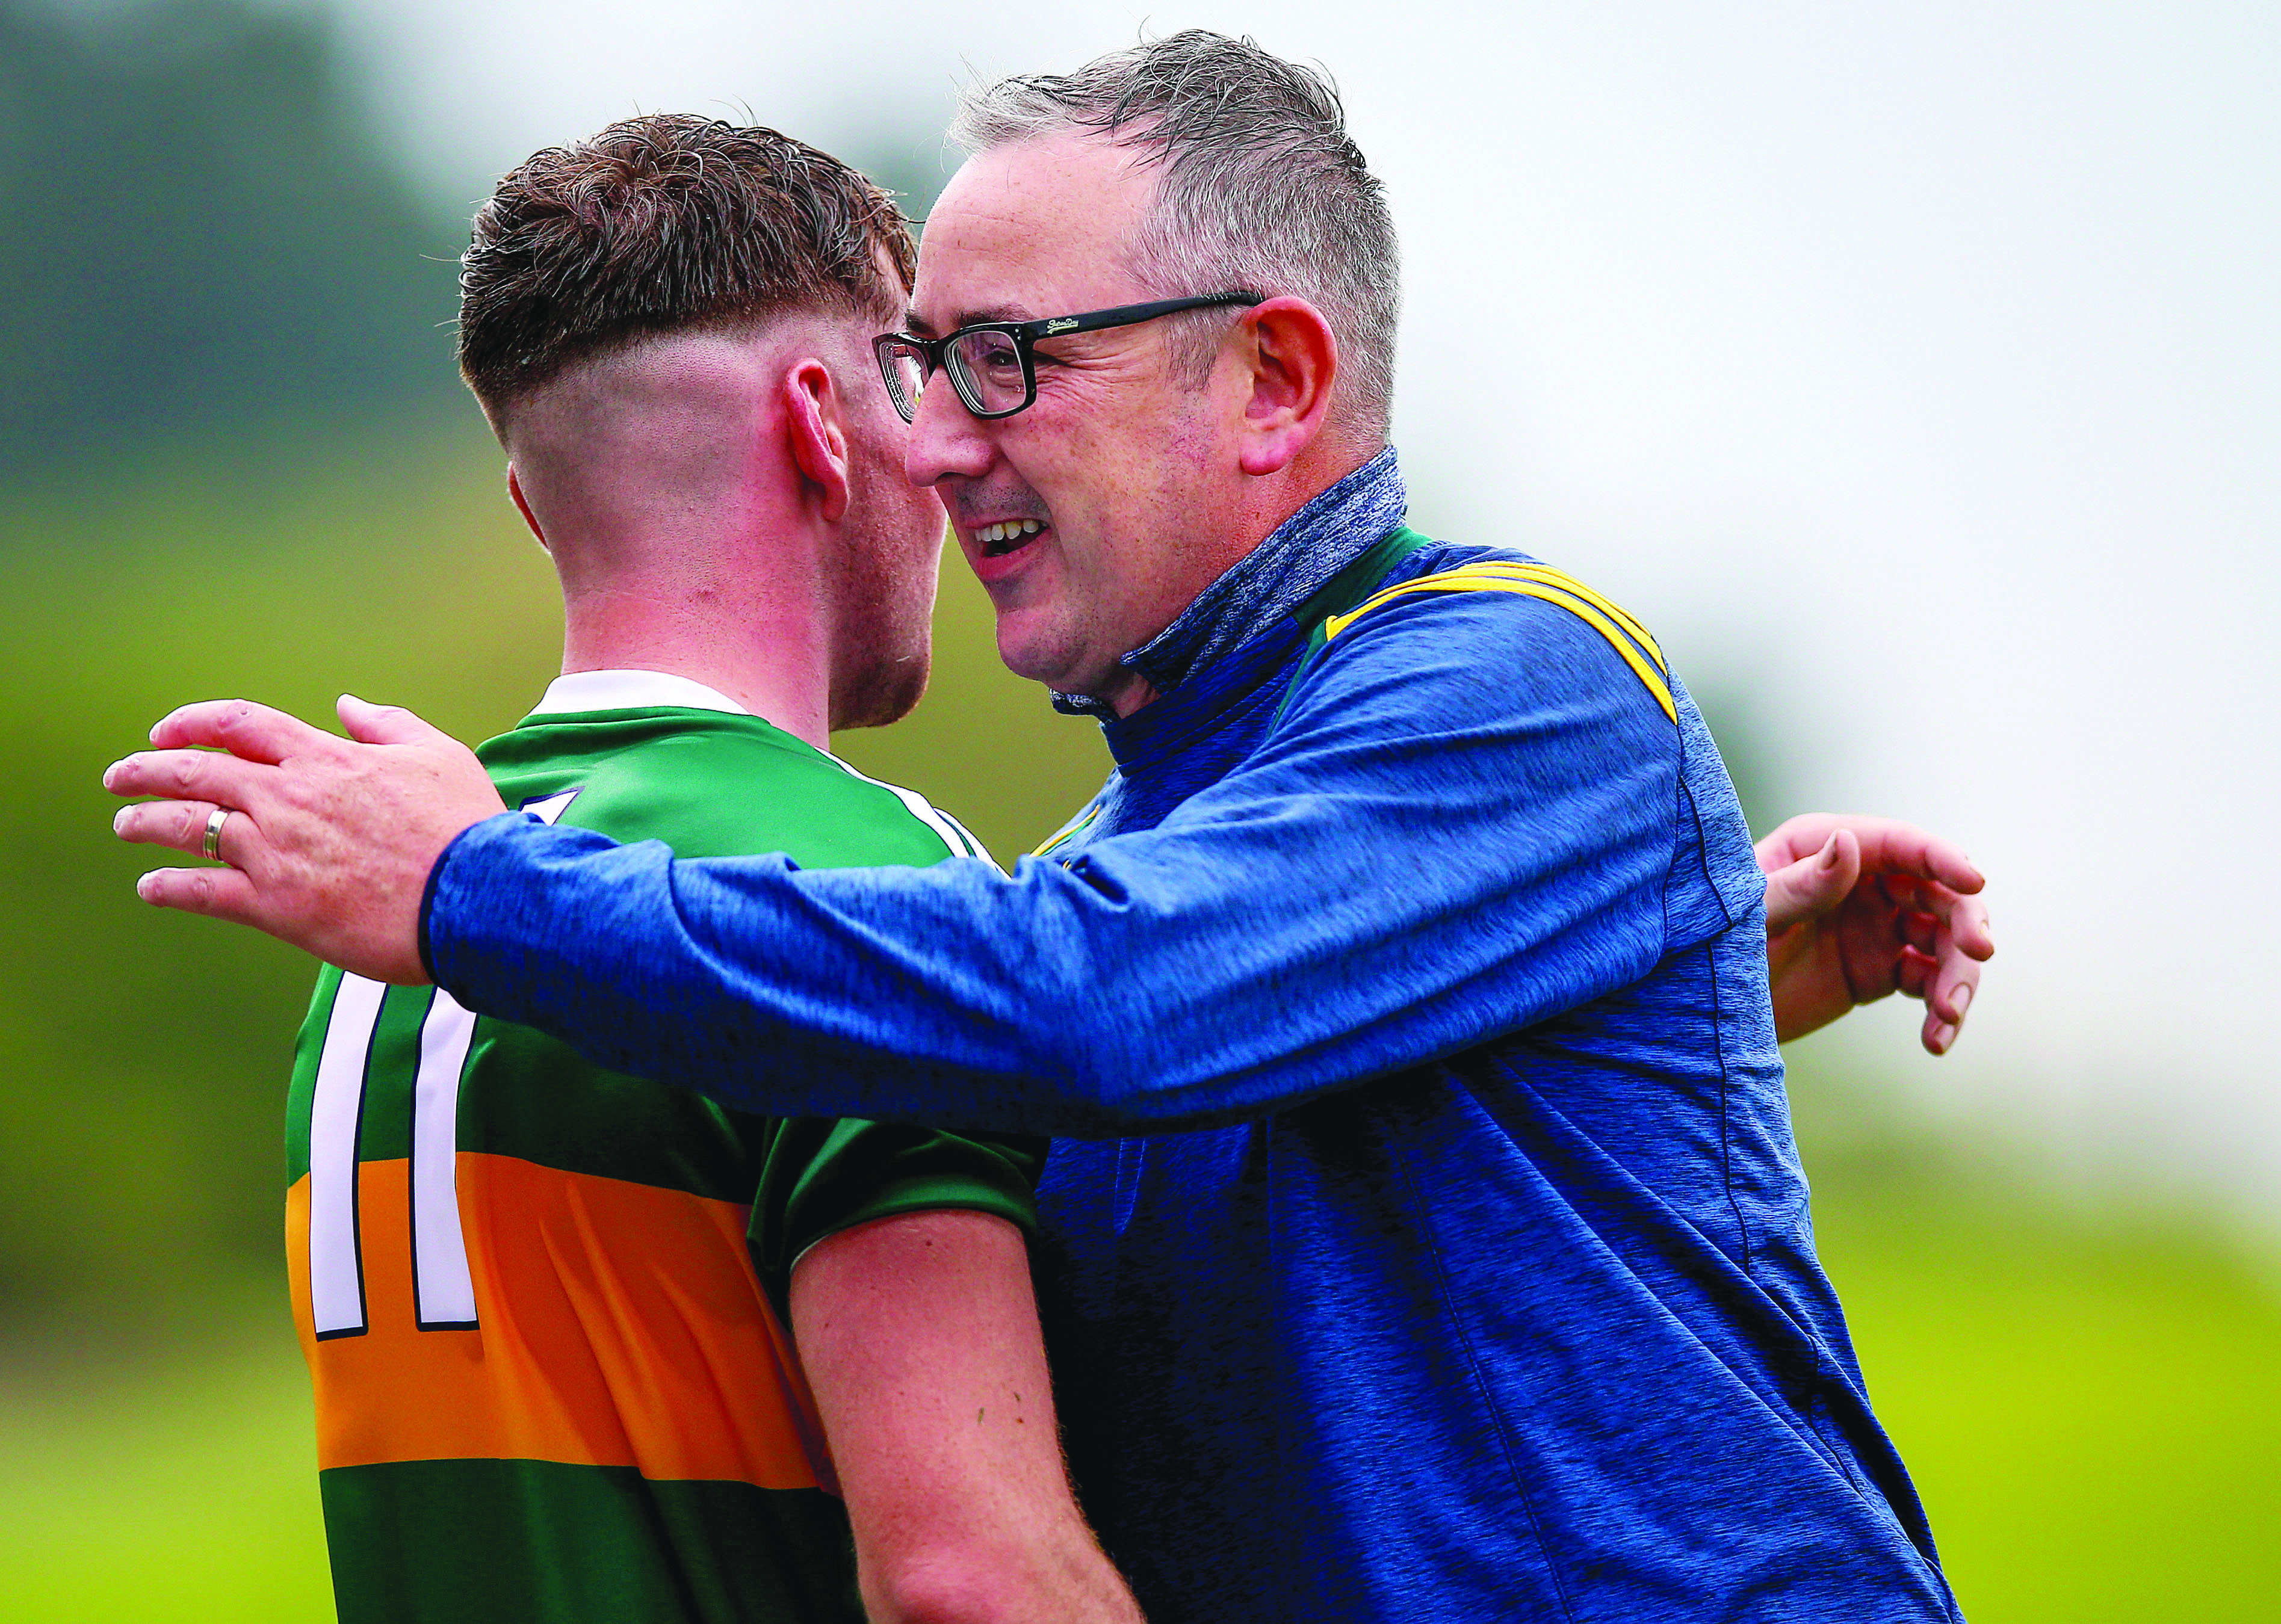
[903,490,946,563]
[1023,437,1138,566]
[1006,378,1201,608]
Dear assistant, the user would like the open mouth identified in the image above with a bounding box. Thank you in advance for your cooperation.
[974,517,1048,559]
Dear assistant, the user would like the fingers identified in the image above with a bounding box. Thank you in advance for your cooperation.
[1920,971,1975,1054]
[1765,812,1993,1059]
[1761,829,1861,933]
[1892,893,1940,958]
[1889,878,1994,963]
[103,746,276,815]
[1849,820,1984,897]
[111,697,348,814]
[112,799,267,866]
[1756,812,1984,896]
[1754,814,1842,874]
[338,694,455,749]
[132,863,266,926]
[1942,888,1995,963]
[1921,915,1985,1053]
[1920,971,1976,1052]
[147,699,336,764]
[1894,943,1938,1001]
[1900,888,1985,1055]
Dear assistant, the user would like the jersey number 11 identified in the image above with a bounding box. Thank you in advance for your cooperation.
[302,790,578,1339]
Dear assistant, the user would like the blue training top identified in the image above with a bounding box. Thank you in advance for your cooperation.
[422,454,1961,1623]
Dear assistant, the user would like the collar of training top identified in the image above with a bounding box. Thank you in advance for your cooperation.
[527,669,752,718]
[1050,446,1409,719]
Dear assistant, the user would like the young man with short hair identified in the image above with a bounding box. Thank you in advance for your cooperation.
[284,114,1140,1624]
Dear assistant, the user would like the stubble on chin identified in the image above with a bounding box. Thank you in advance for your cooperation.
[826,513,938,731]
[830,558,932,727]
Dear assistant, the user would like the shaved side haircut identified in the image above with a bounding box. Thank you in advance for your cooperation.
[457,114,915,417]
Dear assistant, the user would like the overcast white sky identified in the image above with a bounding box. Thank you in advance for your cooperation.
[311,0,2280,1219]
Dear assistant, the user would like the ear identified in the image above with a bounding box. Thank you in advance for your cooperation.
[1233,297,1340,477]
[783,360,852,523]
[505,465,548,551]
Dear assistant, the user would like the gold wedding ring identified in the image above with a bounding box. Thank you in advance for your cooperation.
[203,807,231,863]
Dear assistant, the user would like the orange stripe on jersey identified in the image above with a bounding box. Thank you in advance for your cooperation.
[287,1154,831,1490]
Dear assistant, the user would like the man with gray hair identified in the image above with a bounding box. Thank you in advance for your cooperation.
[111,31,1982,1622]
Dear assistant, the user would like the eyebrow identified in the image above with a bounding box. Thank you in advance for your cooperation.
[902,301,1038,338]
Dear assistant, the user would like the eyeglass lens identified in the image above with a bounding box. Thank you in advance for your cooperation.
[947,330,1030,416]
[879,341,928,422]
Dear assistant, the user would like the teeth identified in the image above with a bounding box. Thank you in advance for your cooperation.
[976,519,1046,546]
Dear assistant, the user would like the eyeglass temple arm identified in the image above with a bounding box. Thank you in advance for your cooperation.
[1027,292,1265,341]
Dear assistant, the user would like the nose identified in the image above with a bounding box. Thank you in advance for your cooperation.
[904,369,995,490]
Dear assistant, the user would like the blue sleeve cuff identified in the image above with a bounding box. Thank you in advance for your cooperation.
[419,812,519,989]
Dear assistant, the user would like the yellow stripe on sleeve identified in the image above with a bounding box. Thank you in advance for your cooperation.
[1444,562,1667,670]
[1032,801,1103,859]
[1323,565,1679,724]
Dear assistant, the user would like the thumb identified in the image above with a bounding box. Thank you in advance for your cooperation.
[338,693,454,749]
[1763,828,1862,933]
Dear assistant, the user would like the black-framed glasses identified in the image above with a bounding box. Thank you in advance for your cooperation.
[872,292,1264,423]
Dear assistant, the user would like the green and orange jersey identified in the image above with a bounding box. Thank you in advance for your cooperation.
[285,670,1039,1624]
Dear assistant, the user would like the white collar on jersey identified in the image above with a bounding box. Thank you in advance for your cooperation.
[529,669,753,718]
[526,666,991,865]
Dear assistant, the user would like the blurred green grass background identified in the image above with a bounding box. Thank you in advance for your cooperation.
[1,1,2272,1618]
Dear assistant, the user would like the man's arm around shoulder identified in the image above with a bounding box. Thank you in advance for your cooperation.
[107,593,1685,1134]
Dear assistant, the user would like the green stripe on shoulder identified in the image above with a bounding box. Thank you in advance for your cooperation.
[1289,523,1432,634]
[1267,525,1431,733]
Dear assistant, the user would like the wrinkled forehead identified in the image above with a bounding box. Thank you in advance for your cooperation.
[908,135,1160,332]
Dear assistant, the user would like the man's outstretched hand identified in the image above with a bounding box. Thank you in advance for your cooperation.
[1757,813,1993,1055]
[104,696,506,983]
